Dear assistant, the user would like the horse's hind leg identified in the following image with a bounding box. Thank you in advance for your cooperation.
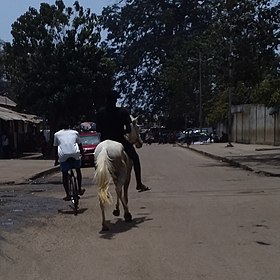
[100,200,109,231]
[112,177,121,216]
[115,186,132,222]
[113,195,120,217]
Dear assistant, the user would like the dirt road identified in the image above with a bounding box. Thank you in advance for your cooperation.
[1,144,280,279]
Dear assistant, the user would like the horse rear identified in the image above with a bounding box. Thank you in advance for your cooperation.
[94,140,132,231]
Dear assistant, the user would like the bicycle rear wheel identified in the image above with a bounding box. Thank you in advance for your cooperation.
[68,170,79,215]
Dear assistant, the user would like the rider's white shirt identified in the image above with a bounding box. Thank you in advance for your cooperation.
[53,129,81,163]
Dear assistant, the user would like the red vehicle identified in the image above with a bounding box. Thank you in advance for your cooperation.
[79,131,100,166]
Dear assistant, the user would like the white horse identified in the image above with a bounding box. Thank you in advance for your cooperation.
[94,116,143,231]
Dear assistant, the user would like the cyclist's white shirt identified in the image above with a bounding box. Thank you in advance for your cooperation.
[53,129,81,163]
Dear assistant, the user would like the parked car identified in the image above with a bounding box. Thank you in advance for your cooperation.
[79,122,96,131]
[80,131,100,166]
[177,128,212,144]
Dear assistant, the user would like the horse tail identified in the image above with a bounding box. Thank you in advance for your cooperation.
[95,147,113,206]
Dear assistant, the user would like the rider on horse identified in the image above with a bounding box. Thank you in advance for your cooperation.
[95,90,150,192]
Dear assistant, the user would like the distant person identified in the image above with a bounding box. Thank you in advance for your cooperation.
[185,132,192,147]
[191,130,195,144]
[2,133,10,159]
[209,132,213,143]
[40,132,48,159]
[95,91,150,192]
[53,122,85,201]
[220,131,228,143]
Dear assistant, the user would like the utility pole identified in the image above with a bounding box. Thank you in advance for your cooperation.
[199,51,202,133]
[188,52,211,134]
[227,22,234,147]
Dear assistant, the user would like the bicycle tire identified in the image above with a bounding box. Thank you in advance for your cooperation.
[68,169,79,215]
[72,175,79,215]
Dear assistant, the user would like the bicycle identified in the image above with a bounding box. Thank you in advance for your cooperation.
[67,158,80,215]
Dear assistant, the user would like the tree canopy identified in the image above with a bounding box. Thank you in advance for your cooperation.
[2,0,115,130]
[101,0,280,128]
[0,39,9,94]
[1,0,280,131]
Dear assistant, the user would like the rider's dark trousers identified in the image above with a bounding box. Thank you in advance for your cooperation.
[121,140,142,186]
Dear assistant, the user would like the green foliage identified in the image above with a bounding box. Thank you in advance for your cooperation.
[253,75,280,106]
[160,45,199,123]
[2,0,280,130]
[0,40,5,91]
[101,0,280,128]
[207,90,228,125]
[2,0,115,129]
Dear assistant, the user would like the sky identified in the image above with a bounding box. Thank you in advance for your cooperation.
[0,0,116,42]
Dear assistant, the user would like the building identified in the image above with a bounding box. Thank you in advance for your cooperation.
[0,95,42,158]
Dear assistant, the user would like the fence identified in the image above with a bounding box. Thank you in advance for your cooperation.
[229,104,279,145]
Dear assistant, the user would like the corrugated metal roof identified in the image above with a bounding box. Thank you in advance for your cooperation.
[0,106,42,123]
[19,113,43,124]
[0,95,17,107]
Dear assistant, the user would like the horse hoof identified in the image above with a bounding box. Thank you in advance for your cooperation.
[124,212,132,222]
[113,209,120,216]
[102,225,109,231]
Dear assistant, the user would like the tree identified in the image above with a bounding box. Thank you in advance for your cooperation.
[101,0,280,128]
[0,39,9,94]
[200,0,280,123]
[101,0,214,126]
[253,75,280,106]
[2,0,115,132]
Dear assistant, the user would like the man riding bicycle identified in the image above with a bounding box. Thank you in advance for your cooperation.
[53,121,85,201]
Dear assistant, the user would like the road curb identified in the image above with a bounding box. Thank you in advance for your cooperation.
[28,166,60,181]
[177,143,280,177]
[0,166,60,186]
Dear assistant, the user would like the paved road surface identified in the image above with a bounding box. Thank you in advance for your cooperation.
[1,142,280,186]
[1,144,280,280]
